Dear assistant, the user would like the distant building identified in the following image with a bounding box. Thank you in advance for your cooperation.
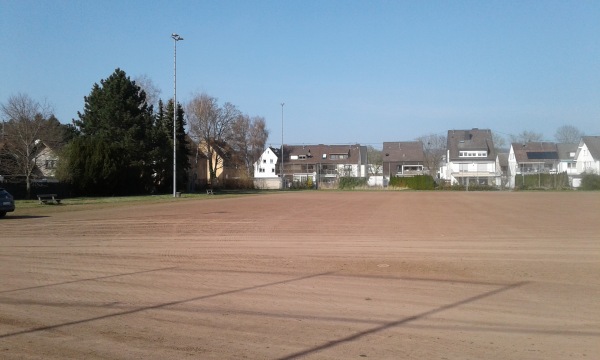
[573,136,600,187]
[281,144,368,188]
[253,147,281,189]
[507,142,559,189]
[382,141,426,185]
[440,129,500,186]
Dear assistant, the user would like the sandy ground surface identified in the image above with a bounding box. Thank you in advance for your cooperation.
[1,191,599,359]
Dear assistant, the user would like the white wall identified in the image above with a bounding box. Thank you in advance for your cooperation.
[253,178,282,190]
[254,148,279,178]
[368,176,384,187]
[576,143,600,174]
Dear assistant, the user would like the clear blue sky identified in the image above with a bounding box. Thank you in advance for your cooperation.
[2,0,599,147]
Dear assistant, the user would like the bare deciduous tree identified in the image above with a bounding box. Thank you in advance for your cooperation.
[186,93,241,186]
[134,74,161,109]
[366,145,382,175]
[415,133,446,177]
[510,130,544,143]
[1,93,57,198]
[231,115,269,177]
[554,125,583,144]
[492,132,507,152]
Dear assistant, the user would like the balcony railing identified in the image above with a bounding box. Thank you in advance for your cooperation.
[320,169,338,175]
[451,171,498,177]
[394,170,424,176]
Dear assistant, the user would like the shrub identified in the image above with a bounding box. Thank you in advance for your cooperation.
[338,177,367,190]
[389,175,436,190]
[516,172,570,190]
[580,173,600,190]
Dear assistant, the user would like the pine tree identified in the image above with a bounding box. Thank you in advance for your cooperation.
[151,99,191,193]
[68,68,155,195]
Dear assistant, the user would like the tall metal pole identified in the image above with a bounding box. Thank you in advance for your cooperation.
[280,102,284,189]
[172,33,183,197]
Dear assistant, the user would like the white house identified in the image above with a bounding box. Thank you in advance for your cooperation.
[557,143,579,187]
[507,142,559,189]
[573,136,600,187]
[440,129,500,186]
[253,147,282,189]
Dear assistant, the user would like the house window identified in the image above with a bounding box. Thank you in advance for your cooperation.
[259,168,265,173]
[262,159,266,163]
[403,165,423,173]
[271,168,275,173]
[298,155,307,160]
[270,159,274,164]
[45,160,57,169]
[459,151,487,158]
[330,154,348,160]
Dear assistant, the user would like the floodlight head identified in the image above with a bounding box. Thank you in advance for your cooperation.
[171,33,183,41]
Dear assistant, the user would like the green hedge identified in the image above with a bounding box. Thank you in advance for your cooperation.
[436,183,498,191]
[580,173,600,190]
[516,172,569,190]
[338,177,367,190]
[389,175,436,190]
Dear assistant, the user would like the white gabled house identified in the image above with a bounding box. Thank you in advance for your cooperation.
[573,136,600,187]
[557,143,579,187]
[556,143,579,175]
[254,146,280,178]
[253,147,282,189]
[440,129,500,186]
[507,142,559,189]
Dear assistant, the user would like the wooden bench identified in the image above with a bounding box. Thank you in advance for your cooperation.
[37,194,62,205]
[206,189,214,195]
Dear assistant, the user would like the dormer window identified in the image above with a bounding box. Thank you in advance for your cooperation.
[459,151,487,158]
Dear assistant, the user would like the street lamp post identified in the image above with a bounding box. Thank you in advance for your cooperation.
[280,102,284,189]
[172,33,183,197]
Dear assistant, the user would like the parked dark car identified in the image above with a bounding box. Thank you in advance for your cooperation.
[0,187,16,217]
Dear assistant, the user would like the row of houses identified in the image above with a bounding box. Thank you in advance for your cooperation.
[253,144,369,189]
[4,129,599,191]
[253,128,600,189]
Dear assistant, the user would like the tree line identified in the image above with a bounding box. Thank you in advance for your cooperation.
[0,68,268,197]
[1,67,586,197]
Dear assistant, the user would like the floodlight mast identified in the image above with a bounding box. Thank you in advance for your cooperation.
[281,102,284,189]
[172,33,183,197]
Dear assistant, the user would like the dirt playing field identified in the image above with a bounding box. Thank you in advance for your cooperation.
[1,191,599,359]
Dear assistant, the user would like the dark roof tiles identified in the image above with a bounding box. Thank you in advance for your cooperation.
[581,136,600,159]
[447,129,496,161]
[382,141,425,162]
